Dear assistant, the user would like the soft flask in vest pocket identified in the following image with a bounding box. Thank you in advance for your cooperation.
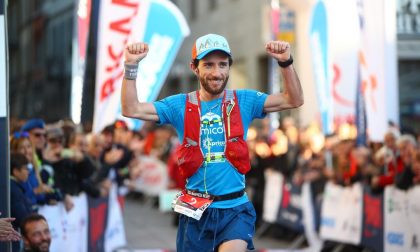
[177,139,203,179]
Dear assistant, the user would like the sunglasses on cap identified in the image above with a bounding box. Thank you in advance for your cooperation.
[13,131,30,139]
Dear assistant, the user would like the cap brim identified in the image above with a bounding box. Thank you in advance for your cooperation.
[196,48,231,60]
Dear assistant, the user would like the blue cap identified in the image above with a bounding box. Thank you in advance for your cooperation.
[21,119,46,132]
[191,34,231,60]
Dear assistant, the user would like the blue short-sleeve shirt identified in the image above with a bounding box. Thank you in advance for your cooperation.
[153,89,268,208]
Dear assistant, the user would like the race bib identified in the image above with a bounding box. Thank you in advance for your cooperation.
[172,190,213,220]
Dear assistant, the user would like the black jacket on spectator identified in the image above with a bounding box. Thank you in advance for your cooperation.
[395,165,415,190]
[41,158,81,196]
[76,155,103,198]
[99,144,133,187]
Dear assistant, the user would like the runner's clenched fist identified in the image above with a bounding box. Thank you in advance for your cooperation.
[265,41,291,62]
[125,42,149,64]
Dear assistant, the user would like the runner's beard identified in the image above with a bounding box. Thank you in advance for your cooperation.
[200,75,229,96]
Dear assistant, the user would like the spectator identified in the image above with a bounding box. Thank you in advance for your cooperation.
[20,119,46,162]
[394,135,418,190]
[69,132,110,198]
[10,153,34,230]
[58,119,77,148]
[372,134,416,189]
[86,133,105,163]
[20,214,51,252]
[100,123,133,188]
[10,132,52,207]
[10,153,34,252]
[41,126,80,211]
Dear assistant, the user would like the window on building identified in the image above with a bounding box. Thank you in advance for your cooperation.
[397,0,420,37]
[398,60,420,132]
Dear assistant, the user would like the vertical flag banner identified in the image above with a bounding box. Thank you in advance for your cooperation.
[308,0,396,140]
[93,0,190,132]
[71,0,92,125]
[355,67,367,146]
[309,0,333,135]
[325,0,360,126]
[357,0,397,141]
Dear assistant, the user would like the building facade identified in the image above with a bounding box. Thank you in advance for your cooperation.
[8,0,75,122]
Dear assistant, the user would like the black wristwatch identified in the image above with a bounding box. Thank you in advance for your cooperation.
[277,55,293,68]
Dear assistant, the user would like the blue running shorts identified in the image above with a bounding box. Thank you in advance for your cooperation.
[176,201,256,252]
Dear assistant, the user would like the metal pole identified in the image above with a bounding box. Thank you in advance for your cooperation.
[0,0,11,251]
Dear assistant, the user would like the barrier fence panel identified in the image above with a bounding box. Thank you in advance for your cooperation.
[384,186,420,252]
[37,184,126,252]
[360,185,384,252]
[320,182,363,245]
[262,169,284,223]
[276,180,304,232]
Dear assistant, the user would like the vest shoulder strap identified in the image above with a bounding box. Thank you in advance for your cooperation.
[187,91,199,105]
[224,89,234,102]
[188,90,236,104]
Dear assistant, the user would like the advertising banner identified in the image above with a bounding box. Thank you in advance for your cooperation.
[87,194,109,252]
[38,194,88,252]
[93,0,190,132]
[320,182,363,244]
[276,180,304,232]
[385,186,420,252]
[104,184,126,252]
[132,156,169,196]
[38,204,66,252]
[262,169,284,223]
[360,186,383,252]
[384,186,411,252]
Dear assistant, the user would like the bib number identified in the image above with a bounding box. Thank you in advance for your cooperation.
[172,190,213,220]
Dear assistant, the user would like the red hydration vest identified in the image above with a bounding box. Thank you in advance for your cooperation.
[176,90,251,179]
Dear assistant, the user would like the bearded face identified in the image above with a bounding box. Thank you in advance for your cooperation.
[195,51,230,96]
[199,72,229,95]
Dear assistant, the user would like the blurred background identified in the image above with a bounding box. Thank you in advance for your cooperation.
[2,0,420,252]
[6,0,420,133]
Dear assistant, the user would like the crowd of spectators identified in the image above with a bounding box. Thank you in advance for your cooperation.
[7,118,148,251]
[5,116,420,251]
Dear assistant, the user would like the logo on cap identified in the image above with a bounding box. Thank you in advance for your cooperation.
[192,34,231,60]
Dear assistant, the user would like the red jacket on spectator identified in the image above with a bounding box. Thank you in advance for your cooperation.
[378,156,404,187]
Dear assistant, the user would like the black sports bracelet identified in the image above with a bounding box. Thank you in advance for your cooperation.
[277,55,293,68]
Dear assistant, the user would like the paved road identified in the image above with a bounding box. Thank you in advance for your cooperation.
[118,195,294,251]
